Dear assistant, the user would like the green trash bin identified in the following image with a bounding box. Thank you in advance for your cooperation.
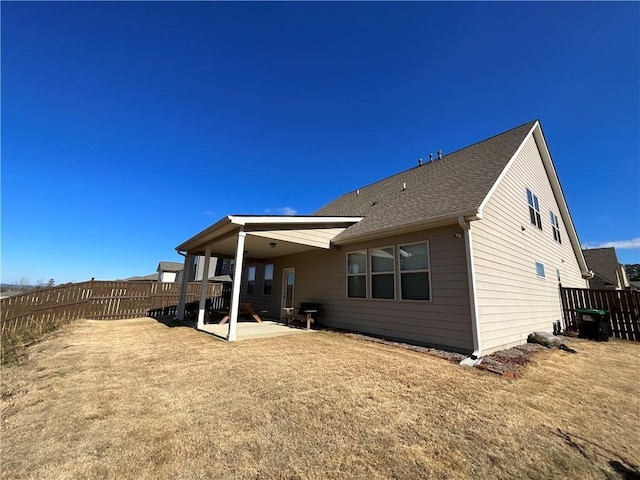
[576,308,609,341]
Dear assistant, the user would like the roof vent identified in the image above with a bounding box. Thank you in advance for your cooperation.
[356,189,360,195]
[437,150,442,160]
[429,153,433,162]
[370,200,378,206]
[402,182,406,191]
[418,158,423,166]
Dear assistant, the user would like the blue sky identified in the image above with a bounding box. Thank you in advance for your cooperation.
[2,1,639,284]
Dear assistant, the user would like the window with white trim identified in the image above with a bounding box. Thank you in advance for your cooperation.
[536,262,545,278]
[527,188,542,230]
[370,246,395,299]
[550,211,561,243]
[347,251,367,298]
[246,266,256,294]
[399,242,431,301]
[263,264,274,295]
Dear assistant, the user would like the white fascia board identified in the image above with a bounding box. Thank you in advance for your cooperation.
[477,121,539,218]
[532,125,592,278]
[229,215,363,226]
[176,215,363,253]
[175,215,234,252]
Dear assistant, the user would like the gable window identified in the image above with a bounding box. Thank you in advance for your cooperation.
[371,246,395,299]
[246,266,256,294]
[263,264,274,295]
[527,188,542,230]
[550,211,561,243]
[347,251,367,298]
[399,242,431,301]
[536,261,546,278]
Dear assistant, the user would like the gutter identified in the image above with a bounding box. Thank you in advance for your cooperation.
[458,216,483,366]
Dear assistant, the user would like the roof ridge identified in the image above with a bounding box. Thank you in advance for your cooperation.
[315,119,538,206]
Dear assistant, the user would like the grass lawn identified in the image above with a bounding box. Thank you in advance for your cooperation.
[1,317,639,479]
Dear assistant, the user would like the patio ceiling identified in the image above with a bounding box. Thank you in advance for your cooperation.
[176,215,363,259]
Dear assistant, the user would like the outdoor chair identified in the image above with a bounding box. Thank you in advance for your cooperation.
[283,303,322,330]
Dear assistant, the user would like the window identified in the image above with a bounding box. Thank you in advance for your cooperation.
[246,266,256,294]
[527,189,542,230]
[536,262,545,278]
[347,251,367,298]
[399,242,431,301]
[370,246,395,299]
[556,268,561,282]
[550,211,561,243]
[263,264,274,295]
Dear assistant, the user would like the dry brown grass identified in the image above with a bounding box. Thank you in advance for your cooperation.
[1,317,639,479]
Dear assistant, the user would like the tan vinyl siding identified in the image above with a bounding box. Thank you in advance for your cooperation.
[249,225,474,353]
[472,134,588,354]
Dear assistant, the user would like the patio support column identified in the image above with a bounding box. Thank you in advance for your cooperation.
[197,245,212,329]
[227,228,246,342]
[176,252,194,320]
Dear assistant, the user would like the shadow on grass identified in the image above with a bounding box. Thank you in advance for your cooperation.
[149,315,196,329]
[610,461,640,480]
[556,429,640,479]
[148,314,230,341]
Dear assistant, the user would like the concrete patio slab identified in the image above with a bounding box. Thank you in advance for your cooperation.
[197,320,316,341]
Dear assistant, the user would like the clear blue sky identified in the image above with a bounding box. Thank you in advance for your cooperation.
[2,2,639,284]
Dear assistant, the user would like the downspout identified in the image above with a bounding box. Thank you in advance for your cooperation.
[458,216,483,366]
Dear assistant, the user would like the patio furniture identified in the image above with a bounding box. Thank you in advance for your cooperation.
[217,302,264,325]
[283,303,322,330]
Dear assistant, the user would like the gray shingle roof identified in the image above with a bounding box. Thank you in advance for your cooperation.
[158,261,183,272]
[314,120,537,242]
[582,248,620,285]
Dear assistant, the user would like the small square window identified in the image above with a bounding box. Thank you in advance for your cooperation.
[536,262,545,278]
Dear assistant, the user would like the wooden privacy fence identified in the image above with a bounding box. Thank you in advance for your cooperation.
[560,287,640,341]
[0,280,224,337]
[147,282,232,318]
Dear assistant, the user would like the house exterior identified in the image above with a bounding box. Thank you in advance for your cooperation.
[582,247,630,290]
[175,120,591,357]
[157,261,183,283]
[157,257,221,283]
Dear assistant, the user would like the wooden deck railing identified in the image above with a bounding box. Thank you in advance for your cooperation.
[560,287,640,341]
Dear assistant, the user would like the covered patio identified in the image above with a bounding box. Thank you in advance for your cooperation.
[174,215,362,341]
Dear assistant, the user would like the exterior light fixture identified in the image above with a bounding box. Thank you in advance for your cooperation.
[269,242,277,248]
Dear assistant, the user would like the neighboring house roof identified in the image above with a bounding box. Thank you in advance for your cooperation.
[315,120,537,242]
[582,248,623,287]
[124,273,158,281]
[157,261,183,272]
